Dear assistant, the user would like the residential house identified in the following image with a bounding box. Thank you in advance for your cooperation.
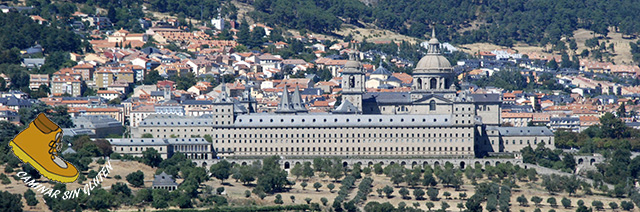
[29,74,49,90]
[501,112,533,127]
[98,90,121,101]
[0,106,19,124]
[549,116,580,132]
[22,58,45,69]
[51,76,82,97]
[94,66,135,89]
[72,63,96,81]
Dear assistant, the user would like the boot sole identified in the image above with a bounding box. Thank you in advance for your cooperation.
[9,141,79,183]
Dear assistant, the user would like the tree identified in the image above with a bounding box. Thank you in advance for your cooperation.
[547,197,557,207]
[592,200,604,211]
[427,187,439,201]
[24,189,38,206]
[274,194,283,204]
[290,195,295,203]
[561,197,571,208]
[300,182,308,190]
[141,133,154,138]
[457,202,465,212]
[383,185,394,198]
[443,191,451,199]
[465,195,483,212]
[426,202,435,211]
[313,182,322,191]
[328,162,344,182]
[413,188,425,200]
[620,201,634,211]
[320,197,328,206]
[577,199,585,207]
[609,202,618,210]
[141,148,162,167]
[291,163,303,179]
[399,187,410,199]
[547,59,558,70]
[459,192,467,200]
[302,162,314,179]
[373,163,383,175]
[531,196,543,207]
[517,195,528,206]
[126,170,144,187]
[441,202,450,211]
[327,183,335,192]
[256,156,288,193]
[210,160,232,183]
[486,195,498,212]
[143,70,163,85]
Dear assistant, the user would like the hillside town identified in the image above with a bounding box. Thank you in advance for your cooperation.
[4,1,640,212]
[2,8,640,139]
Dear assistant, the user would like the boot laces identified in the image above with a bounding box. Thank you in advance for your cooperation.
[48,132,62,160]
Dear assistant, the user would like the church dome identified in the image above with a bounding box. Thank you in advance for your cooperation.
[415,55,451,71]
[413,29,452,74]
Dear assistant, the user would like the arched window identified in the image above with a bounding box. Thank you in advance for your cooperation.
[430,78,437,89]
[349,75,355,88]
[429,100,436,111]
[416,78,422,89]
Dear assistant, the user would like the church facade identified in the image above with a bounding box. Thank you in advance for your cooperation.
[131,32,553,159]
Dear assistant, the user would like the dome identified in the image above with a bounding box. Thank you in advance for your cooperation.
[343,60,364,73]
[414,54,451,72]
[344,60,361,69]
[414,28,452,73]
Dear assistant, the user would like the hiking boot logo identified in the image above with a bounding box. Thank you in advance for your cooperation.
[9,113,79,183]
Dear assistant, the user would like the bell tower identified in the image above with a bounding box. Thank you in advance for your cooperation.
[342,57,365,113]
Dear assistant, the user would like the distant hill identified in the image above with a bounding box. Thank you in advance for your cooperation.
[241,0,640,47]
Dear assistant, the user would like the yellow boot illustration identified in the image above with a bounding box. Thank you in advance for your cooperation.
[9,113,79,183]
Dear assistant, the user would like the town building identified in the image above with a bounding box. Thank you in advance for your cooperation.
[152,172,178,191]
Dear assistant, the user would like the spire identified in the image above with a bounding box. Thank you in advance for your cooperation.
[427,27,441,54]
[291,85,307,113]
[431,27,436,39]
[275,85,296,113]
[215,83,231,103]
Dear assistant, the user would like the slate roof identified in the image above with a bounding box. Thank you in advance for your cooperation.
[371,65,391,76]
[72,115,121,129]
[108,138,169,146]
[333,100,358,114]
[0,96,33,107]
[488,126,554,136]
[182,100,213,105]
[469,93,502,103]
[363,92,412,104]
[153,172,178,187]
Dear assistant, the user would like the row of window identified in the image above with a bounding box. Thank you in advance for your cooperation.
[217,132,473,139]
[217,138,473,144]
[237,117,450,124]
[219,146,473,153]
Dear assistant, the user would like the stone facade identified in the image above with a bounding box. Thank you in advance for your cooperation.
[132,31,554,162]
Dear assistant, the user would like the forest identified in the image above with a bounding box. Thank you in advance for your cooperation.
[240,0,640,47]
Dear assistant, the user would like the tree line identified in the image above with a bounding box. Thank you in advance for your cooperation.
[242,0,640,47]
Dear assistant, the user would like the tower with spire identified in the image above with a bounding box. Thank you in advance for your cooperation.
[275,85,297,114]
[341,52,366,113]
[213,83,235,126]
